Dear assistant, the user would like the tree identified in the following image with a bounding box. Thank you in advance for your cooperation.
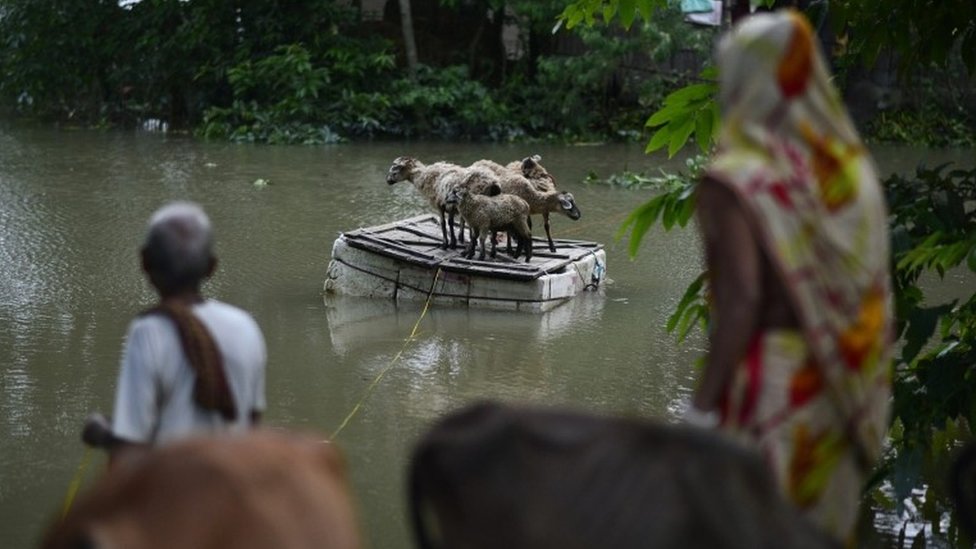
[398,0,420,76]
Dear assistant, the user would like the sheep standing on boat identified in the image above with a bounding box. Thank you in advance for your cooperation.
[386,156,468,249]
[470,156,580,253]
[446,171,533,263]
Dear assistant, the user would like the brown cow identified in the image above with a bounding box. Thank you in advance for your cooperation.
[409,402,840,549]
[43,430,362,549]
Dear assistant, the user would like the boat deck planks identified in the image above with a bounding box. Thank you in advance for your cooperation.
[342,214,602,281]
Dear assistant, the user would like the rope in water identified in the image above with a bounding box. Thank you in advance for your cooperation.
[60,446,93,520]
[330,267,442,440]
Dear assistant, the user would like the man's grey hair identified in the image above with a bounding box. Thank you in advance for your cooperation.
[143,202,215,287]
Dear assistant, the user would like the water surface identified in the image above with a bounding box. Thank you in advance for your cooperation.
[0,125,971,548]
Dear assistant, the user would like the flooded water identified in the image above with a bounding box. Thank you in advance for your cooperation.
[0,123,972,548]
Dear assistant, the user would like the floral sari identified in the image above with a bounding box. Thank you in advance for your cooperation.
[706,10,893,540]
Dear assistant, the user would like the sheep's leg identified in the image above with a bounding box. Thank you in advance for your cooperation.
[490,231,498,258]
[478,232,488,260]
[458,218,466,244]
[464,228,478,259]
[544,213,555,252]
[518,218,532,263]
[508,230,521,259]
[439,208,450,249]
[446,209,458,249]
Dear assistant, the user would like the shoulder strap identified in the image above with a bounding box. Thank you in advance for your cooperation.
[142,303,238,421]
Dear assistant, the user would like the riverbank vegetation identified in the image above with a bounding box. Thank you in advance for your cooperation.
[1,0,971,147]
[0,0,710,143]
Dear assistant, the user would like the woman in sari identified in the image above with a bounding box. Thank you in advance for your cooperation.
[688,10,894,542]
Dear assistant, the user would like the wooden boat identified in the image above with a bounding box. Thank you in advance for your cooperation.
[324,214,606,312]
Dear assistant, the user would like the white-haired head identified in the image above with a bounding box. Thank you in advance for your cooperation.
[141,202,215,293]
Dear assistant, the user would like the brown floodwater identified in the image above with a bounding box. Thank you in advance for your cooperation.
[0,123,972,548]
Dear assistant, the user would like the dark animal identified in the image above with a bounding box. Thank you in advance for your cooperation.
[409,402,839,549]
[44,431,363,549]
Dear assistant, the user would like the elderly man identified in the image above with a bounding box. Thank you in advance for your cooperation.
[85,202,266,460]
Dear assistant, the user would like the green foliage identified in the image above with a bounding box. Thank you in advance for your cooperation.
[644,69,719,157]
[386,65,516,140]
[886,165,976,444]
[200,44,338,144]
[830,0,976,75]
[867,108,976,148]
[556,0,670,31]
[501,9,715,143]
[877,166,976,543]
[600,154,706,256]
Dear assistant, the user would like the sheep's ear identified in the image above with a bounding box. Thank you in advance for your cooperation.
[521,156,538,171]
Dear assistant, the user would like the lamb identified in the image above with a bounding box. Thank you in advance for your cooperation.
[386,156,469,249]
[470,156,580,253]
[446,171,533,263]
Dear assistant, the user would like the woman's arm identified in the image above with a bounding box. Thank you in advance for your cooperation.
[693,177,762,412]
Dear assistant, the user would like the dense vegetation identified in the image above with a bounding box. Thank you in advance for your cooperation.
[2,0,970,146]
[0,0,717,143]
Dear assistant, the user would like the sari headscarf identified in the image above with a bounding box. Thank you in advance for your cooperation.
[706,10,893,468]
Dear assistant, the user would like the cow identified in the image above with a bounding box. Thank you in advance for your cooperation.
[43,430,362,549]
[408,401,840,549]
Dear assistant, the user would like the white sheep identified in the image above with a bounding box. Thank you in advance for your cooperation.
[446,171,533,263]
[386,156,469,249]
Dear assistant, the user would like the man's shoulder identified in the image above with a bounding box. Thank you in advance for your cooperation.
[196,300,262,334]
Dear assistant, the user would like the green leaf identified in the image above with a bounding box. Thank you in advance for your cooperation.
[694,109,713,153]
[637,0,654,23]
[663,83,714,106]
[646,103,680,127]
[619,0,637,29]
[618,196,667,257]
[668,116,696,158]
[666,272,706,333]
[902,304,953,363]
[645,125,671,153]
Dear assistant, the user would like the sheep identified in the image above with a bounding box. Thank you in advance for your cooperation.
[470,155,554,193]
[446,171,533,263]
[386,156,469,249]
[470,156,580,253]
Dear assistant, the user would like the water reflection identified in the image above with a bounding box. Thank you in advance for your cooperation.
[324,291,605,356]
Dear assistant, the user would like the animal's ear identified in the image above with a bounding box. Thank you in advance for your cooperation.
[521,156,538,171]
[559,194,574,210]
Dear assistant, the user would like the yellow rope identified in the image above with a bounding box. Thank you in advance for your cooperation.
[330,267,442,440]
[60,447,93,520]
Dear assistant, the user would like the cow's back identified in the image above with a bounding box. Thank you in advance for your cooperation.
[409,402,840,549]
[43,431,362,549]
